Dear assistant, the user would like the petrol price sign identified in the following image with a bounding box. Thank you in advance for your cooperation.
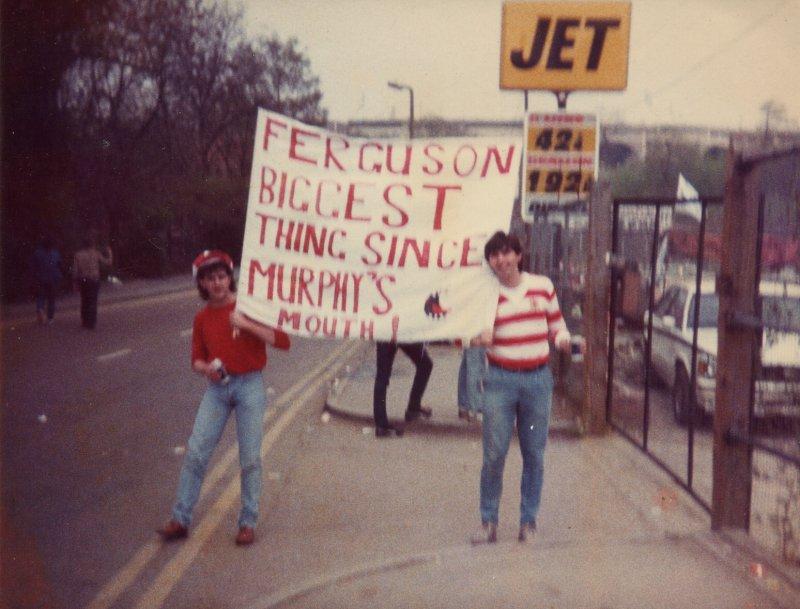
[522,112,598,220]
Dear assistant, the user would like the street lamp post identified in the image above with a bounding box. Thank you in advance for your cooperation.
[387,81,414,139]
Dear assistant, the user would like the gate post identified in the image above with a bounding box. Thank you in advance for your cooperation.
[712,149,760,530]
[582,181,612,435]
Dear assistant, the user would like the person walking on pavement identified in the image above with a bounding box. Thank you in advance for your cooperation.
[372,341,433,438]
[72,234,112,329]
[31,235,63,324]
[158,250,290,546]
[469,231,573,545]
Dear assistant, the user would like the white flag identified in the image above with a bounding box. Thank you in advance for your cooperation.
[675,173,702,222]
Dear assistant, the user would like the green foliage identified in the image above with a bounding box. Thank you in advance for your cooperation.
[604,140,726,200]
[107,174,249,278]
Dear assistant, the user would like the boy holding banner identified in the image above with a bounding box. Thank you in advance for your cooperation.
[469,231,574,545]
[158,250,290,546]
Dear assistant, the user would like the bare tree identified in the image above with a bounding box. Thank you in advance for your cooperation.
[60,1,326,177]
[164,1,244,174]
[760,99,787,136]
[212,35,328,177]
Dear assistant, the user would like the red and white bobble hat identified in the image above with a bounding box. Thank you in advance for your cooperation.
[192,249,234,278]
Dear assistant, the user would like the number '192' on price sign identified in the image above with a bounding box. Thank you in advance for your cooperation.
[522,112,598,221]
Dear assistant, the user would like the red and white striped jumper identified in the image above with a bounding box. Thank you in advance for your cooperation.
[487,272,570,371]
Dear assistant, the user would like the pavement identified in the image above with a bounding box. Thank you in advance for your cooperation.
[325,343,582,438]
[271,343,800,609]
[3,276,800,608]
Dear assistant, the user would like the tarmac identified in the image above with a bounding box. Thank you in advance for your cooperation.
[3,276,800,608]
[0,274,195,327]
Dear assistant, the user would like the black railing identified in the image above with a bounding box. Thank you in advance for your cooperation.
[727,429,800,468]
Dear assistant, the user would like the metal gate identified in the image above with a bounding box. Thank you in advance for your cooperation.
[605,195,722,511]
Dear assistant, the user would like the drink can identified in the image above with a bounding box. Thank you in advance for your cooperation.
[570,336,584,363]
[210,358,230,384]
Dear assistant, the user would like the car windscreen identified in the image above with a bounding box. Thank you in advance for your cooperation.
[687,294,719,329]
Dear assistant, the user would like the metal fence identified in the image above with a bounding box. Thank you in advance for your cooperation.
[531,147,800,568]
[725,147,800,565]
[527,200,589,420]
[528,200,588,333]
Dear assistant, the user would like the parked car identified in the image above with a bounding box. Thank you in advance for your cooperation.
[645,278,800,423]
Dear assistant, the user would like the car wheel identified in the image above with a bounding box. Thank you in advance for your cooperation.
[672,365,693,425]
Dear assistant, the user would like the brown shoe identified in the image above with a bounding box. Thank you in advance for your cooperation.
[518,520,537,543]
[470,522,497,545]
[157,519,188,541]
[235,526,255,546]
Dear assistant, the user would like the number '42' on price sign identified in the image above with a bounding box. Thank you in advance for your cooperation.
[528,126,595,152]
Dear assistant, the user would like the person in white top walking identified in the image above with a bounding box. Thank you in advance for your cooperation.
[72,234,113,329]
[469,231,575,545]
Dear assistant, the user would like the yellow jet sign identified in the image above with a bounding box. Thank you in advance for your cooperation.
[500,1,631,91]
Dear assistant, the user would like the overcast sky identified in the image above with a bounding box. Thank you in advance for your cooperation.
[242,0,800,130]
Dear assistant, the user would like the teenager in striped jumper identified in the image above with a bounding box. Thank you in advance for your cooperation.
[470,231,573,545]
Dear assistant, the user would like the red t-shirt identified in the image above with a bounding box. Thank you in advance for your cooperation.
[191,301,290,374]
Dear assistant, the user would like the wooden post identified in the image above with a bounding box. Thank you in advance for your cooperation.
[582,181,612,435]
[712,149,760,530]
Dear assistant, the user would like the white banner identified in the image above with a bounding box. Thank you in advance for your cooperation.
[236,109,521,342]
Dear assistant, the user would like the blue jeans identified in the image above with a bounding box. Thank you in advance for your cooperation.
[35,282,57,321]
[479,364,553,526]
[172,371,267,529]
[457,347,486,414]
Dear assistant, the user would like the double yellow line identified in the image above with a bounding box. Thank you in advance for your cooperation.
[86,339,364,609]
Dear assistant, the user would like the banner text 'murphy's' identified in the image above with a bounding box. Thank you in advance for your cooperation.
[247,260,396,315]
